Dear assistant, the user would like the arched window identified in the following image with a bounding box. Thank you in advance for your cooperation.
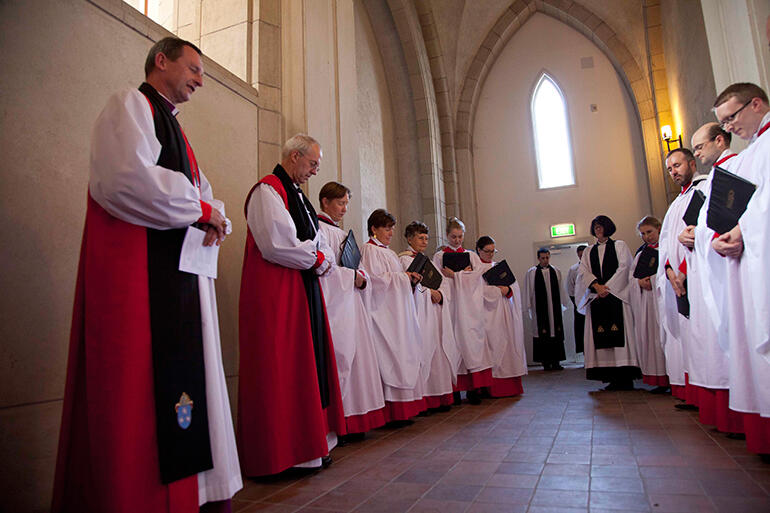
[531,73,575,189]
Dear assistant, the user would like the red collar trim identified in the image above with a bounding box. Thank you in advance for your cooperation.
[648,242,659,249]
[444,246,464,253]
[317,213,337,226]
[680,181,693,195]
[714,153,737,167]
[367,238,387,248]
[758,120,770,138]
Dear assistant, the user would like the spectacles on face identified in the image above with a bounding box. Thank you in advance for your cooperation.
[692,137,716,153]
[299,152,320,169]
[479,248,497,255]
[718,99,752,129]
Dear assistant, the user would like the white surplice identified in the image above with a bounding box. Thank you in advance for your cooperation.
[399,252,461,397]
[719,112,770,416]
[575,239,638,370]
[567,262,580,299]
[477,261,528,379]
[360,240,424,402]
[654,179,705,387]
[318,220,385,417]
[432,249,492,374]
[90,89,241,504]
[628,247,667,380]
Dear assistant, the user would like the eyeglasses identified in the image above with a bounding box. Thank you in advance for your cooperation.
[692,137,716,153]
[718,100,752,129]
[299,152,319,169]
[479,248,497,255]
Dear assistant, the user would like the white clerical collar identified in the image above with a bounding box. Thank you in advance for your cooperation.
[750,111,770,145]
[597,239,608,245]
[369,237,387,248]
[157,91,179,116]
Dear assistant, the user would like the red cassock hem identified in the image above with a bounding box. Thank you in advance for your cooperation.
[384,399,426,422]
[696,387,744,433]
[642,375,670,387]
[345,408,387,434]
[741,412,770,454]
[489,377,524,397]
[455,369,494,391]
[671,385,687,400]
[684,374,699,406]
[424,393,454,409]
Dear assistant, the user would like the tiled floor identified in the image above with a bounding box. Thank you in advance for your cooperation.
[232,367,770,513]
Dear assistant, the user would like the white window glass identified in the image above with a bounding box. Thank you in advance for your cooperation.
[531,74,575,189]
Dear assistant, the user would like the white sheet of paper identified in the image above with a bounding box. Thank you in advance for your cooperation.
[179,226,219,279]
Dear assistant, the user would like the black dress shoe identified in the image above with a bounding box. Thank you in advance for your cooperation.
[435,404,451,413]
[322,455,333,468]
[674,403,699,411]
[552,364,564,370]
[650,386,671,394]
[452,391,462,405]
[726,432,746,440]
[466,390,482,405]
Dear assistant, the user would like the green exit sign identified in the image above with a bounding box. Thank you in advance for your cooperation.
[551,223,575,238]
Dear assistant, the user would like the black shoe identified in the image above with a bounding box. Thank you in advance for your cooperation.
[650,386,670,394]
[322,455,333,468]
[726,432,746,440]
[674,403,699,411]
[452,391,462,405]
[552,364,564,370]
[339,432,366,445]
[542,363,551,371]
[435,404,451,413]
[760,454,770,464]
[467,390,482,405]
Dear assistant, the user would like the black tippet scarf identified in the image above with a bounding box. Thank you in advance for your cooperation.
[534,265,564,342]
[589,239,625,349]
[272,165,331,408]
[139,83,212,484]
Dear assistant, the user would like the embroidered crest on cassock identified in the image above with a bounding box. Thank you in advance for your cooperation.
[175,392,194,430]
[649,257,656,268]
[610,324,619,332]
[597,325,605,333]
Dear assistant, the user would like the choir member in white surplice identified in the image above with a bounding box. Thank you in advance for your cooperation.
[316,182,386,437]
[628,216,668,393]
[566,245,587,354]
[711,83,770,453]
[655,150,705,405]
[432,217,492,405]
[398,222,461,411]
[684,124,744,435]
[525,248,568,371]
[475,236,527,397]
[360,209,426,422]
[576,215,640,390]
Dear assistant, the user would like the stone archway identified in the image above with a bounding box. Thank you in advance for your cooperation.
[452,0,668,239]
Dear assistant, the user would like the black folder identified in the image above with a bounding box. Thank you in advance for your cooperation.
[633,246,659,279]
[706,165,756,234]
[339,230,361,269]
[442,252,471,272]
[682,189,706,227]
[676,279,690,318]
[406,252,443,290]
[482,259,516,287]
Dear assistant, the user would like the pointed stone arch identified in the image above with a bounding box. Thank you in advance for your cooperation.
[453,0,667,240]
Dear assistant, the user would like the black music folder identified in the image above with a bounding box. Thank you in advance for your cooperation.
[482,259,516,287]
[706,165,756,234]
[339,230,361,269]
[633,246,659,279]
[442,252,471,272]
[676,280,690,319]
[406,252,443,290]
[682,189,706,227]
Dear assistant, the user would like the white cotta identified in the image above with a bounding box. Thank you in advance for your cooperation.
[400,253,461,396]
[655,186,699,387]
[360,241,423,401]
[566,261,580,298]
[575,239,638,370]
[89,89,242,504]
[432,249,492,373]
[524,265,568,339]
[477,261,528,379]
[318,222,385,416]
[721,112,770,416]
[628,250,667,379]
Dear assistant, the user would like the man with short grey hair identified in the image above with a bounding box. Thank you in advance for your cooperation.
[52,36,241,513]
[239,134,347,476]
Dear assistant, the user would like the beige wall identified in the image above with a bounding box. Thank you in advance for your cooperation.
[0,0,267,511]
[472,14,650,363]
[661,0,718,171]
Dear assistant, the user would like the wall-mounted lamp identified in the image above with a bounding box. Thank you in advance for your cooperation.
[661,125,682,152]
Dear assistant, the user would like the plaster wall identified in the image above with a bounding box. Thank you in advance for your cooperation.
[0,0,261,510]
[472,14,649,364]
[661,0,718,171]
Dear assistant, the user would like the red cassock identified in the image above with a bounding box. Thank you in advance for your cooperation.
[238,175,346,476]
[52,195,198,513]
